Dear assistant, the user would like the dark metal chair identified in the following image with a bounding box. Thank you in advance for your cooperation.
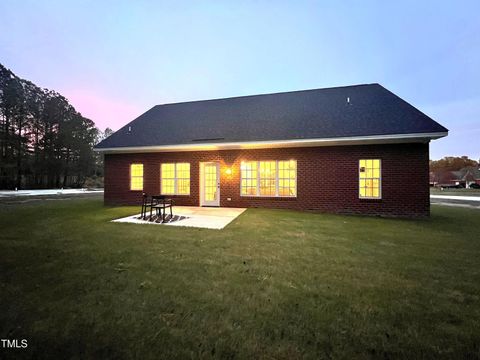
[150,195,174,222]
[140,193,154,220]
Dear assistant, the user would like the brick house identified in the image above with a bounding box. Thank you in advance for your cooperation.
[431,167,480,188]
[95,84,448,217]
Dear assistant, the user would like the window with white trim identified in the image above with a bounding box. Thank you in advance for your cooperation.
[240,161,257,196]
[241,160,296,197]
[161,163,190,195]
[259,161,276,196]
[278,160,297,196]
[359,159,381,198]
[130,164,143,191]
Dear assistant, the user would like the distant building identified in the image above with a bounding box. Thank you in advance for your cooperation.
[431,167,480,188]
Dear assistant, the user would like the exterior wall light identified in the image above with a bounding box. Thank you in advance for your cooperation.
[225,168,232,175]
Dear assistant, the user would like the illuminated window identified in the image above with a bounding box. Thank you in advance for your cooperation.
[130,164,143,191]
[176,163,190,195]
[161,164,175,194]
[278,160,297,196]
[240,161,257,196]
[259,161,276,196]
[241,160,297,197]
[161,163,190,195]
[359,159,381,198]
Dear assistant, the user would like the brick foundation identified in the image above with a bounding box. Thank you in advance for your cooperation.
[104,143,430,217]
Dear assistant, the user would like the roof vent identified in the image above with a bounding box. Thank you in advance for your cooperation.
[127,126,132,134]
[346,97,351,105]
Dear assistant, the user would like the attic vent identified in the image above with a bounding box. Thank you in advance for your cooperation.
[191,137,225,142]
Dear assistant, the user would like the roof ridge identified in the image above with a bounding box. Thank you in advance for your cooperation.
[154,83,380,108]
[95,83,448,150]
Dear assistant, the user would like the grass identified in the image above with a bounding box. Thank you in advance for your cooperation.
[0,198,479,359]
[430,187,480,196]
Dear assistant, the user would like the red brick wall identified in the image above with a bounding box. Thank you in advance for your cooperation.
[104,143,430,217]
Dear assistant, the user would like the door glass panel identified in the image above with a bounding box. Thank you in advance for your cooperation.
[204,164,217,202]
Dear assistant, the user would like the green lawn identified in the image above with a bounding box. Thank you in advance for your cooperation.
[1,199,479,359]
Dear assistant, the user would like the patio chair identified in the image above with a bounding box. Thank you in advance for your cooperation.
[140,193,154,220]
[150,195,175,223]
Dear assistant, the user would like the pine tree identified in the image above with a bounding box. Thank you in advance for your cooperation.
[0,63,100,189]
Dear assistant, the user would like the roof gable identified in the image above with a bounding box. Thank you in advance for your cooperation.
[95,83,447,151]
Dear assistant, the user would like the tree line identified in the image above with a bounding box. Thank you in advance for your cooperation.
[429,156,478,173]
[0,63,111,189]
[429,156,479,187]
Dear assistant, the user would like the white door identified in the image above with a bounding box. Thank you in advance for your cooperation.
[201,162,220,206]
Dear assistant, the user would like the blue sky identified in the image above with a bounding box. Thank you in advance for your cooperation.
[1,0,479,159]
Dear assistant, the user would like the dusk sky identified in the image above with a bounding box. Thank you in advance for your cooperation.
[1,0,479,160]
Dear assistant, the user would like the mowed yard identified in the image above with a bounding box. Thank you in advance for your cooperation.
[0,198,479,359]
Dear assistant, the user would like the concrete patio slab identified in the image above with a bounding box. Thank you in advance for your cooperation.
[112,206,247,230]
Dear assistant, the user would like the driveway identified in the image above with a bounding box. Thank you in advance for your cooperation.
[0,189,103,197]
[0,189,104,205]
[430,195,480,209]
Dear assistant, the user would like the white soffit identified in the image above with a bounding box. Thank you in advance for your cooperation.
[94,132,448,154]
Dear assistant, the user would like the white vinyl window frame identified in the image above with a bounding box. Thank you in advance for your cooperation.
[358,159,382,199]
[130,163,144,191]
[240,160,297,198]
[160,163,191,195]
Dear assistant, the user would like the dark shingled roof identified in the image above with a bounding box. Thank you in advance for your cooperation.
[95,83,447,149]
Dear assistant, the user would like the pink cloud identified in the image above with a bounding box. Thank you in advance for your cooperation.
[63,88,144,131]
